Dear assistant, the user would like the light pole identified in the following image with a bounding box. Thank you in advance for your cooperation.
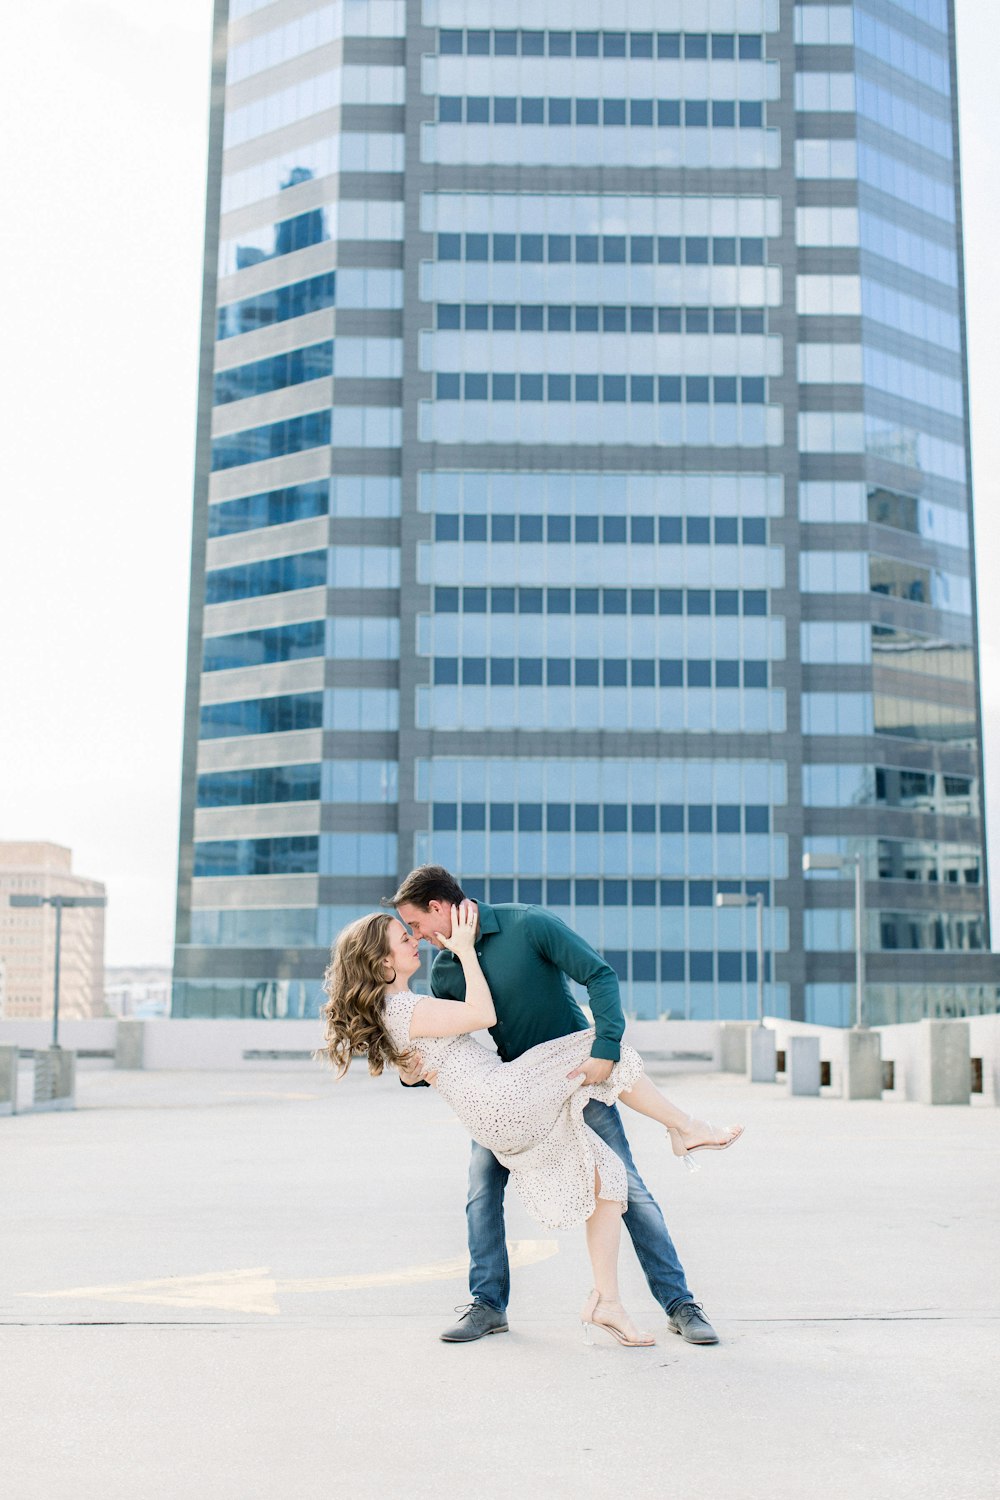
[8,894,108,1048]
[715,890,766,1025]
[802,851,864,1028]
[802,850,882,1100]
[716,888,776,1082]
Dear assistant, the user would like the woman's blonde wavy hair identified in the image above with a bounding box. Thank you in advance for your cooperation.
[315,912,414,1078]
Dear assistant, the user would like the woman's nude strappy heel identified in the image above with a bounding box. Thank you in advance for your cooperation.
[667,1114,745,1173]
[580,1289,656,1347]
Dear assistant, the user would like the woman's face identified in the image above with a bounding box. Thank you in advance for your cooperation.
[385,919,421,984]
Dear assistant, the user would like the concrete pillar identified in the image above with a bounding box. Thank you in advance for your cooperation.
[33,1047,76,1112]
[748,1025,777,1083]
[0,1045,17,1115]
[919,1020,971,1106]
[719,1022,753,1073]
[843,1028,882,1100]
[788,1035,821,1097]
[115,1019,146,1069]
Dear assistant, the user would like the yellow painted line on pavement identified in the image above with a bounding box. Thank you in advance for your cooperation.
[18,1240,559,1317]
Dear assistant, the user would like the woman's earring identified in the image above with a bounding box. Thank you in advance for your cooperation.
[385,967,396,983]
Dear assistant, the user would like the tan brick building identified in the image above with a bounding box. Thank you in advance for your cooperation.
[0,843,106,1020]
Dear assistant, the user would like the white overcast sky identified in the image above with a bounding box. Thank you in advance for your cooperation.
[0,1,998,965]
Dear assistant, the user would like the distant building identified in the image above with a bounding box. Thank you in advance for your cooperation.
[104,965,171,1018]
[174,1,1000,1027]
[0,843,106,1020]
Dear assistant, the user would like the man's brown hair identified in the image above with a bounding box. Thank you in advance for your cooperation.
[386,865,467,911]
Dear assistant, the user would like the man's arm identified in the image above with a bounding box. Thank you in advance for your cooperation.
[525,909,624,1062]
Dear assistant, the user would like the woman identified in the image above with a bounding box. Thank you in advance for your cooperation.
[317,906,743,1348]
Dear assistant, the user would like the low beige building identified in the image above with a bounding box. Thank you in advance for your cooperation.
[0,843,106,1020]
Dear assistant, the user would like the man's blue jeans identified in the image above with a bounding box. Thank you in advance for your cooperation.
[466,1099,694,1314]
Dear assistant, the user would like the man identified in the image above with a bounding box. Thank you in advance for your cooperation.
[389,864,719,1347]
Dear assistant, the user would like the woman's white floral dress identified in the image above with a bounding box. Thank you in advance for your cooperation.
[382,990,644,1230]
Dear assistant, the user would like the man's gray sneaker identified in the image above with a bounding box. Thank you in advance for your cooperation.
[440,1301,509,1343]
[667,1302,719,1345]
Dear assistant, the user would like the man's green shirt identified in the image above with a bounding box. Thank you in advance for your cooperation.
[429,902,624,1063]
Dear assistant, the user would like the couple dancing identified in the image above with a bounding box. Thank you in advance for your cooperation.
[318,864,743,1348]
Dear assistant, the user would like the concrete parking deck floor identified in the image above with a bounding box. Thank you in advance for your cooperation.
[2,1064,999,1500]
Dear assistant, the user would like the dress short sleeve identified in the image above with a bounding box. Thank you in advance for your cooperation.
[382,990,420,1055]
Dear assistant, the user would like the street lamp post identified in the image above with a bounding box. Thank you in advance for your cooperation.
[715,890,766,1024]
[8,894,108,1048]
[801,851,882,1098]
[716,889,775,1082]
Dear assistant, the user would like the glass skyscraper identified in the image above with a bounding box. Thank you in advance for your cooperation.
[173,0,1000,1026]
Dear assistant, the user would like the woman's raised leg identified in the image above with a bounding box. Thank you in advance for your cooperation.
[616,1074,744,1156]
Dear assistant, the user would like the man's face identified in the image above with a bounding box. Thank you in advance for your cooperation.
[397,900,452,948]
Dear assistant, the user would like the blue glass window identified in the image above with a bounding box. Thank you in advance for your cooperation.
[196,763,321,807]
[211,411,330,471]
[199,691,322,740]
[203,619,324,672]
[205,550,326,605]
[216,272,335,341]
[661,805,684,832]
[519,803,543,831]
[718,951,742,981]
[660,951,685,980]
[194,836,318,877]
[208,480,328,538]
[433,802,457,829]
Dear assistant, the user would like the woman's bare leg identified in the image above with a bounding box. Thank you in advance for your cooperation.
[617,1074,743,1149]
[584,1180,624,1303]
[582,1172,654,1345]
